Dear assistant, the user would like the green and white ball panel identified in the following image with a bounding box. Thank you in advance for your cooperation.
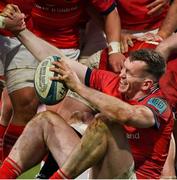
[34,55,68,105]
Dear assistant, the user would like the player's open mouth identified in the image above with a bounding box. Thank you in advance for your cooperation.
[120,80,127,86]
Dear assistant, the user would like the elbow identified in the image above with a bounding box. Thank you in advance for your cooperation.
[105,107,134,125]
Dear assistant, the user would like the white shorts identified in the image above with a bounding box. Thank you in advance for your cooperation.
[79,50,101,69]
[0,36,38,75]
[0,36,38,93]
[70,122,88,136]
[0,35,80,93]
[61,48,80,61]
[5,68,35,93]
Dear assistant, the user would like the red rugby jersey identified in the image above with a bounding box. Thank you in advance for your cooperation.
[31,0,116,48]
[124,90,174,179]
[85,68,174,179]
[116,0,169,31]
[98,40,158,70]
[98,40,177,114]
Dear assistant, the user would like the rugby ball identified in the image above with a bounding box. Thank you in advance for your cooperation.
[34,55,68,105]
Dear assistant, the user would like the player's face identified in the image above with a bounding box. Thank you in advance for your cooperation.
[119,58,147,99]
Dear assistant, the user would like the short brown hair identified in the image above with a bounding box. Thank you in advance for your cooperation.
[129,49,166,80]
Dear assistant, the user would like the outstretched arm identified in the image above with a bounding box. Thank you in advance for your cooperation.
[17,29,64,61]
[17,29,88,83]
[1,4,87,83]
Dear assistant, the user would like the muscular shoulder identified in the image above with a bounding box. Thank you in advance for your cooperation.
[140,90,172,123]
[85,69,121,97]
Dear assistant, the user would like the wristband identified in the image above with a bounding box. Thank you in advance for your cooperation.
[0,15,5,29]
[108,41,121,55]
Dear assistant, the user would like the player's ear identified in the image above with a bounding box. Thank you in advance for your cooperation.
[142,79,154,91]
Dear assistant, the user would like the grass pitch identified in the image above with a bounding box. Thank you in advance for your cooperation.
[18,164,40,179]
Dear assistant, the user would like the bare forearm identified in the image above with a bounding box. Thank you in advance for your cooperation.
[104,9,121,43]
[75,83,132,123]
[17,29,66,61]
[74,83,154,127]
[158,0,177,39]
[17,29,88,82]
[156,33,177,60]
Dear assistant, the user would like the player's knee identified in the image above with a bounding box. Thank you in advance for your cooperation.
[20,112,51,139]
[19,95,39,112]
[10,93,39,123]
[10,88,39,111]
[31,110,53,123]
[24,111,50,133]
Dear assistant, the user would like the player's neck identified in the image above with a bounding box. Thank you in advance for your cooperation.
[136,83,159,101]
[127,91,146,101]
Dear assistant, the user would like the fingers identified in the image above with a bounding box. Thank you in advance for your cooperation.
[137,33,163,42]
[1,4,21,19]
[121,34,136,53]
[1,10,14,19]
[51,59,69,71]
[11,4,21,13]
[5,4,21,13]
[147,0,167,15]
[108,53,125,73]
[147,4,162,15]
[2,4,16,18]
[49,60,70,80]
[137,33,154,41]
[121,41,128,54]
[50,74,66,82]
[147,0,161,8]
[121,38,134,53]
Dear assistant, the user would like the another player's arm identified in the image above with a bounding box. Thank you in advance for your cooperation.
[17,29,64,61]
[50,60,155,129]
[87,1,125,73]
[17,29,88,83]
[147,0,169,15]
[157,0,177,39]
[104,8,121,48]
[156,33,177,60]
[87,0,121,53]
[104,8,126,73]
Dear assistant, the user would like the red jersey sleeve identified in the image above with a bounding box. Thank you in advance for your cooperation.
[143,96,172,128]
[85,68,121,98]
[89,0,116,15]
